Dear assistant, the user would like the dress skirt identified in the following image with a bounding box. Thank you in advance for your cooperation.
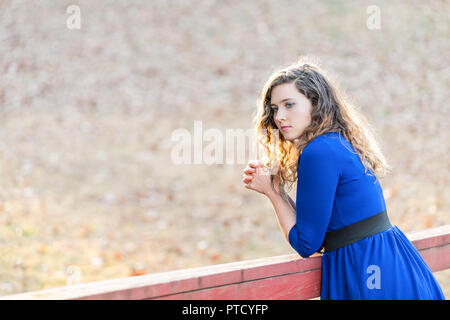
[320,226,445,300]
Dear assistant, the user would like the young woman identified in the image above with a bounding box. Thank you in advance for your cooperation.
[242,58,445,300]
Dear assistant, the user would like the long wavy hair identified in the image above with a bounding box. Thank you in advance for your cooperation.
[252,57,392,202]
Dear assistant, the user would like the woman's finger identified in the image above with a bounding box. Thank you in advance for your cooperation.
[249,160,266,169]
[248,160,262,168]
[242,171,254,178]
[242,175,253,184]
[244,166,256,174]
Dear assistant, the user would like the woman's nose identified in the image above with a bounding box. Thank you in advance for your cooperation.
[275,109,286,122]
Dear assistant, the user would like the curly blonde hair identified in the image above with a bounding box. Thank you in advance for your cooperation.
[252,57,392,202]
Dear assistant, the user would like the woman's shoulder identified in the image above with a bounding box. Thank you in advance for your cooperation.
[303,132,344,151]
[300,132,353,161]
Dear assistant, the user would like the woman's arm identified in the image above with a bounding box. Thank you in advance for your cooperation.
[287,194,296,211]
[289,141,339,258]
[243,161,297,242]
[265,187,296,243]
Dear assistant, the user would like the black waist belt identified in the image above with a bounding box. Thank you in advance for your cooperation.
[322,210,392,252]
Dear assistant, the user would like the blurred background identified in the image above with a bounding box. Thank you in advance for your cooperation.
[0,0,448,297]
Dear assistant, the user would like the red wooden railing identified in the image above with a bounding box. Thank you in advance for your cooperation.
[2,224,449,300]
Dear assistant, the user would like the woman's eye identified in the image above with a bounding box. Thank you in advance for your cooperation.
[285,102,294,108]
[272,107,278,112]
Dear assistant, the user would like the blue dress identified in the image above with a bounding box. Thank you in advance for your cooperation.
[288,132,445,300]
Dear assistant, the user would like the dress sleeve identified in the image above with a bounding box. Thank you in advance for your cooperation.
[288,140,340,258]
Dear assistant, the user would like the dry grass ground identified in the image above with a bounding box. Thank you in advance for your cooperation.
[0,0,448,297]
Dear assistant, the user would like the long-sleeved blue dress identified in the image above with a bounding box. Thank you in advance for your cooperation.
[288,132,445,300]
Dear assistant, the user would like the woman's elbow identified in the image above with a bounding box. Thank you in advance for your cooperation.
[288,226,319,258]
[297,247,317,258]
[291,243,316,258]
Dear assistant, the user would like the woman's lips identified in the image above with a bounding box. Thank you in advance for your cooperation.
[281,126,291,131]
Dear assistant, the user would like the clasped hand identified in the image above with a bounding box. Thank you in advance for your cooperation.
[242,160,280,196]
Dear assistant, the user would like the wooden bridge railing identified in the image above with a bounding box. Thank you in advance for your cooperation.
[2,224,449,300]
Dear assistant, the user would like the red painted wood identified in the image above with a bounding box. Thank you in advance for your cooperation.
[413,236,449,251]
[418,245,450,273]
[153,270,321,300]
[146,277,201,298]
[242,255,321,282]
[199,269,242,288]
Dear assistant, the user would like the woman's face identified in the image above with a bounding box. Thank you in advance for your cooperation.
[270,82,312,141]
